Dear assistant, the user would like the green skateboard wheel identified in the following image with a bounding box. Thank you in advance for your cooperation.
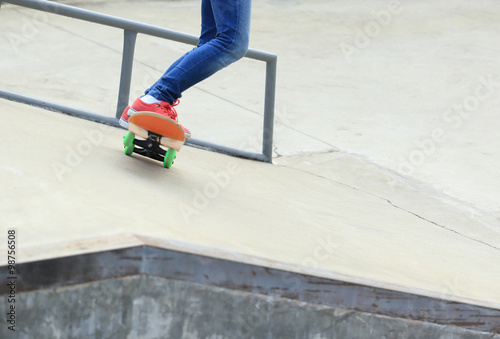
[124,145,134,156]
[123,132,135,156]
[123,132,135,147]
[163,148,176,168]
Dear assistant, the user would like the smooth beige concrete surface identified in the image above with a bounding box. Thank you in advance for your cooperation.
[1,0,499,310]
[1,100,500,310]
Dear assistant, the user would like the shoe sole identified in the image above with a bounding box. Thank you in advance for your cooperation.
[119,118,129,129]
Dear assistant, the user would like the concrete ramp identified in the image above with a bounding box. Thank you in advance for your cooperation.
[1,100,499,337]
[1,0,500,338]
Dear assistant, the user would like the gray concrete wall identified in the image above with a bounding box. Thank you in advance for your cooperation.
[1,275,498,339]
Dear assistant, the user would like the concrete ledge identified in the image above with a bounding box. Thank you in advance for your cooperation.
[1,238,499,336]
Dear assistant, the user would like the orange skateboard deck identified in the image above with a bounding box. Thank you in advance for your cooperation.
[122,111,187,168]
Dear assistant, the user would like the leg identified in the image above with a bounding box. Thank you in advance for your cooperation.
[160,0,217,76]
[145,0,251,103]
[198,0,218,46]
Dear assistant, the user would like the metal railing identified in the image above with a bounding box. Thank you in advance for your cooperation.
[0,0,277,162]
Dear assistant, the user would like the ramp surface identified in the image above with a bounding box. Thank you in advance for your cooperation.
[1,0,499,337]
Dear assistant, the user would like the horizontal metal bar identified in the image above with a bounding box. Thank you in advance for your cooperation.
[3,0,276,62]
[0,90,269,162]
[186,138,268,162]
[0,89,118,126]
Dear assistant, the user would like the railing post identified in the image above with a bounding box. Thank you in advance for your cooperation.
[262,56,277,163]
[116,29,137,118]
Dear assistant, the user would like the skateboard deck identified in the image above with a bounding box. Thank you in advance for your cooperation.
[122,111,186,168]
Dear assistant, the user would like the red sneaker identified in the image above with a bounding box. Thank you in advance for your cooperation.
[120,97,191,139]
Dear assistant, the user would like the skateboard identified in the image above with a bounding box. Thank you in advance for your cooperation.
[122,111,186,168]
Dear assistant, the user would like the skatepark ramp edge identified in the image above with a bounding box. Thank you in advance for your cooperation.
[1,235,499,338]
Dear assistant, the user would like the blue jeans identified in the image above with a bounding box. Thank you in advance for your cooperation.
[145,0,252,103]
